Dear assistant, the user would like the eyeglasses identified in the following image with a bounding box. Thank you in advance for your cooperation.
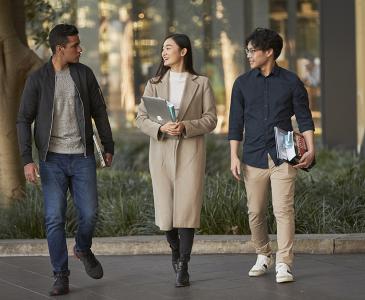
[244,48,260,56]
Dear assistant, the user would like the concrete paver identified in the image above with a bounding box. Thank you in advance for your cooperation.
[0,254,364,300]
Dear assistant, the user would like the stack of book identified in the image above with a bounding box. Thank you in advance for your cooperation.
[274,126,315,171]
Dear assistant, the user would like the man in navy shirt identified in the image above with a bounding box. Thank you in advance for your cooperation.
[228,28,315,283]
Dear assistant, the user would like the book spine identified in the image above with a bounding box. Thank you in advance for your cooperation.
[167,104,176,122]
[294,134,307,157]
[93,134,106,168]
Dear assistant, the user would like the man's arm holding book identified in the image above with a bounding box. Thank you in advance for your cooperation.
[292,78,315,169]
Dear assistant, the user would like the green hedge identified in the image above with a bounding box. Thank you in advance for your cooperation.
[0,135,364,238]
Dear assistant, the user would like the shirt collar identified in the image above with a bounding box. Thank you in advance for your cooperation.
[254,64,280,77]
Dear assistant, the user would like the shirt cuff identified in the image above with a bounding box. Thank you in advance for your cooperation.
[227,132,243,141]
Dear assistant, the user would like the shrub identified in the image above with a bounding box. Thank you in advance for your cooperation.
[0,135,364,238]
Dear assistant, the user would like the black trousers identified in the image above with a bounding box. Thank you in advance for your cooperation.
[165,228,194,263]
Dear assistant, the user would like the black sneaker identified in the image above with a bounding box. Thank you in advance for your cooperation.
[73,245,103,279]
[49,272,69,296]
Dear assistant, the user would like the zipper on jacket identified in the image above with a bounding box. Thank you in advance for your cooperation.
[44,75,56,161]
[74,84,87,157]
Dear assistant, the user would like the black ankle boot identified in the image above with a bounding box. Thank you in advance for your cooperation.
[49,271,70,296]
[175,261,190,287]
[168,240,179,273]
[73,245,103,279]
[172,249,179,273]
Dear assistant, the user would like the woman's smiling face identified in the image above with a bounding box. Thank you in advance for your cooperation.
[161,38,186,69]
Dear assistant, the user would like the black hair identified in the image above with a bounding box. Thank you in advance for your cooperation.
[49,24,79,54]
[151,33,199,84]
[245,28,283,60]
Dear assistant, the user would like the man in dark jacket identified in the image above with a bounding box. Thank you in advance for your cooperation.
[17,24,114,296]
[228,28,315,283]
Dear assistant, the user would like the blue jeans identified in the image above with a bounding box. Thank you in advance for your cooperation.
[39,152,98,274]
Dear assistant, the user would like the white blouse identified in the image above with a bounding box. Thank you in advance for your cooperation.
[168,70,187,110]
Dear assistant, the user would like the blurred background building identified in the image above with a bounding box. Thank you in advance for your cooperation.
[34,0,365,154]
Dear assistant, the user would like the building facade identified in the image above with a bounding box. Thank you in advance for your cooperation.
[71,0,365,153]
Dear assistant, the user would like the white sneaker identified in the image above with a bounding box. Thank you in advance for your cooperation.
[276,263,295,283]
[248,254,274,277]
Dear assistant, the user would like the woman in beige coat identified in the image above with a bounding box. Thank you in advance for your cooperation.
[136,33,217,287]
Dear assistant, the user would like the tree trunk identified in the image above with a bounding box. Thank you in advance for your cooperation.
[220,31,239,132]
[0,0,42,205]
[119,4,135,126]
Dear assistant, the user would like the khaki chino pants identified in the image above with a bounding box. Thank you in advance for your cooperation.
[243,155,297,266]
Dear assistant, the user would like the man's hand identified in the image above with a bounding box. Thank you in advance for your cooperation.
[160,122,185,136]
[104,153,113,167]
[230,156,242,181]
[230,140,242,181]
[24,163,40,184]
[293,150,315,169]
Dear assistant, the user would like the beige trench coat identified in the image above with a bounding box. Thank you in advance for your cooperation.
[136,71,217,230]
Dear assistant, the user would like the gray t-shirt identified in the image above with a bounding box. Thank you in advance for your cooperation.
[48,67,84,154]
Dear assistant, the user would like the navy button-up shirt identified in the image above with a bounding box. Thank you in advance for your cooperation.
[228,65,315,169]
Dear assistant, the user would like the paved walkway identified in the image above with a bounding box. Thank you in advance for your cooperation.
[0,254,364,300]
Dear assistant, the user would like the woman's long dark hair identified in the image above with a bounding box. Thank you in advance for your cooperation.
[151,33,199,84]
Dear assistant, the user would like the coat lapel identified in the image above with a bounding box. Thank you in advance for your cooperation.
[177,73,198,121]
[156,70,169,100]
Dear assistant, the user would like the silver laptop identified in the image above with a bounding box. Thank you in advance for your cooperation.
[142,96,174,124]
